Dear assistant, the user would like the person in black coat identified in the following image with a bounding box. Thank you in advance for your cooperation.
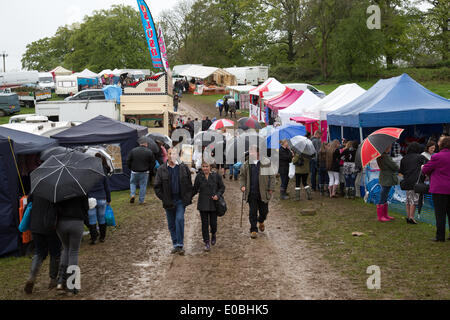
[23,195,62,294]
[192,161,225,251]
[279,139,293,200]
[127,142,156,204]
[154,148,193,255]
[399,142,427,224]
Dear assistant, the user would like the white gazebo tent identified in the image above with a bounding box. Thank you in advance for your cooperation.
[278,90,322,125]
[248,78,286,122]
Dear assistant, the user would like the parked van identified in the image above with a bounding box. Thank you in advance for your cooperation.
[38,72,55,91]
[0,93,21,116]
[55,75,78,96]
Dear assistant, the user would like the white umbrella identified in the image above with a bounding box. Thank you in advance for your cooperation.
[289,136,316,156]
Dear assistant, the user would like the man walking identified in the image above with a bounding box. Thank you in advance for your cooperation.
[173,93,180,112]
[154,148,193,255]
[240,146,275,239]
[127,141,156,205]
[310,130,322,191]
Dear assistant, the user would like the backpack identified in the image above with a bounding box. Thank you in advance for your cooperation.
[294,154,304,167]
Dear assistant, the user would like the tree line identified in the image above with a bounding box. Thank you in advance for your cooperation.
[22,1,449,81]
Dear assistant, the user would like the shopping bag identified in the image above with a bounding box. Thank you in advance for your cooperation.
[105,205,116,227]
[288,163,295,179]
[18,202,32,232]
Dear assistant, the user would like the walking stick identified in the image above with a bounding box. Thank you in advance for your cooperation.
[240,191,244,228]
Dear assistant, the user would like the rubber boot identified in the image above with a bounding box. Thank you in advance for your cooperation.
[377,205,390,222]
[99,224,107,243]
[345,187,350,199]
[383,203,395,220]
[204,240,211,252]
[305,186,312,200]
[24,255,43,294]
[319,184,325,196]
[89,224,98,245]
[350,187,356,199]
[56,265,68,292]
[211,234,216,246]
[48,256,60,289]
[295,188,301,201]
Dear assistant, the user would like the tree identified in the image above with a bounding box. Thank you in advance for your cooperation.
[424,0,449,62]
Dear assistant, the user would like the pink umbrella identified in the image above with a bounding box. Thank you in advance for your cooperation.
[209,119,235,130]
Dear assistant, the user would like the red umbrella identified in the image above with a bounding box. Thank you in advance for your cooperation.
[356,127,404,168]
[238,117,262,130]
[209,119,235,130]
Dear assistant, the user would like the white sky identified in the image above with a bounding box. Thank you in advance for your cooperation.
[0,0,178,72]
[0,0,433,72]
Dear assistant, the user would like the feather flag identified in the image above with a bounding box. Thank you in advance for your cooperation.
[158,25,170,72]
[137,0,163,69]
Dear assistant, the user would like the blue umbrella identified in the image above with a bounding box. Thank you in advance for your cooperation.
[216,99,224,108]
[267,124,307,149]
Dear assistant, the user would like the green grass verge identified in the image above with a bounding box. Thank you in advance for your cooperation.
[281,196,450,299]
[0,108,36,125]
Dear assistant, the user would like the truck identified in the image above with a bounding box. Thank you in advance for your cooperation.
[120,72,178,136]
[35,100,119,122]
[0,92,21,116]
[38,72,56,92]
[224,67,259,86]
[0,71,39,89]
[255,66,269,84]
[11,86,52,107]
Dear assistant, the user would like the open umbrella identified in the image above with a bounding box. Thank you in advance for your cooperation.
[147,132,172,148]
[209,119,235,131]
[267,124,307,149]
[259,125,275,137]
[40,147,74,161]
[355,128,404,168]
[138,136,160,154]
[81,146,115,176]
[216,99,224,108]
[30,151,105,203]
[289,136,316,156]
[238,117,262,130]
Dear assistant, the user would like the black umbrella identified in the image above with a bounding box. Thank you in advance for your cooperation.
[138,136,160,154]
[147,133,172,148]
[40,146,74,161]
[238,117,262,130]
[30,151,105,203]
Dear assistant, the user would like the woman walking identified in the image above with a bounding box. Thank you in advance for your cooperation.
[399,142,427,224]
[422,136,450,242]
[292,151,312,200]
[23,195,62,294]
[192,162,225,251]
[279,139,293,200]
[340,141,358,199]
[376,145,399,222]
[326,140,341,198]
[56,196,89,295]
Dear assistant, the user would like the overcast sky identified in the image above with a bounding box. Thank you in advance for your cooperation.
[0,0,178,72]
[1,0,432,72]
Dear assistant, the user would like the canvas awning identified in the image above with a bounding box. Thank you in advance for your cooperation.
[249,78,286,98]
[278,90,322,125]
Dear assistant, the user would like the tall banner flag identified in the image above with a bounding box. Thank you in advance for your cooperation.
[157,25,170,72]
[137,0,163,69]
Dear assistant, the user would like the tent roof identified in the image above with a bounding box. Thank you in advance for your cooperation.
[179,65,228,79]
[249,78,286,97]
[0,126,58,155]
[173,64,203,76]
[303,83,366,120]
[50,66,73,75]
[75,68,98,78]
[267,90,303,110]
[327,73,450,128]
[98,69,114,77]
[226,85,256,92]
[51,115,148,144]
[263,87,293,103]
[278,90,322,124]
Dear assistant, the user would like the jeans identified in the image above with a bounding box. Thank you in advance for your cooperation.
[280,173,290,191]
[319,167,329,185]
[56,219,84,268]
[130,172,149,203]
[228,164,239,179]
[88,199,107,225]
[248,194,269,233]
[344,173,357,188]
[32,232,61,260]
[165,199,186,248]
[432,194,450,241]
[379,186,392,205]
[200,211,217,242]
[295,173,309,188]
[310,159,318,190]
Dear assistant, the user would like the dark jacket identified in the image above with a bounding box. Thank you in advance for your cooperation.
[311,137,321,160]
[377,153,399,186]
[29,195,59,235]
[87,176,111,202]
[328,149,341,172]
[193,171,225,212]
[278,146,293,175]
[154,162,193,209]
[399,153,427,190]
[56,196,89,223]
[341,148,356,163]
[127,146,156,173]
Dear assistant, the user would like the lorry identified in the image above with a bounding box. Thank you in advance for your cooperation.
[0,71,39,89]
[224,67,259,86]
[38,72,56,92]
[11,86,52,107]
[255,66,269,84]
[120,72,178,136]
[35,100,119,122]
[0,92,21,116]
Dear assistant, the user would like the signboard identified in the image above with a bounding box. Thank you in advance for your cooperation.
[123,73,168,95]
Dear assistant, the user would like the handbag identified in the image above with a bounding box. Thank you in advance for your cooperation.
[105,205,116,227]
[215,195,227,217]
[18,202,32,232]
[413,172,429,194]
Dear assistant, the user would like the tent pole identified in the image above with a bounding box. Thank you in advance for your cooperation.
[341,126,344,141]
[327,124,330,142]
[359,127,363,143]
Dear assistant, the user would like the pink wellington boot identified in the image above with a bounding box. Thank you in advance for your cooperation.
[383,203,395,220]
[377,205,390,222]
